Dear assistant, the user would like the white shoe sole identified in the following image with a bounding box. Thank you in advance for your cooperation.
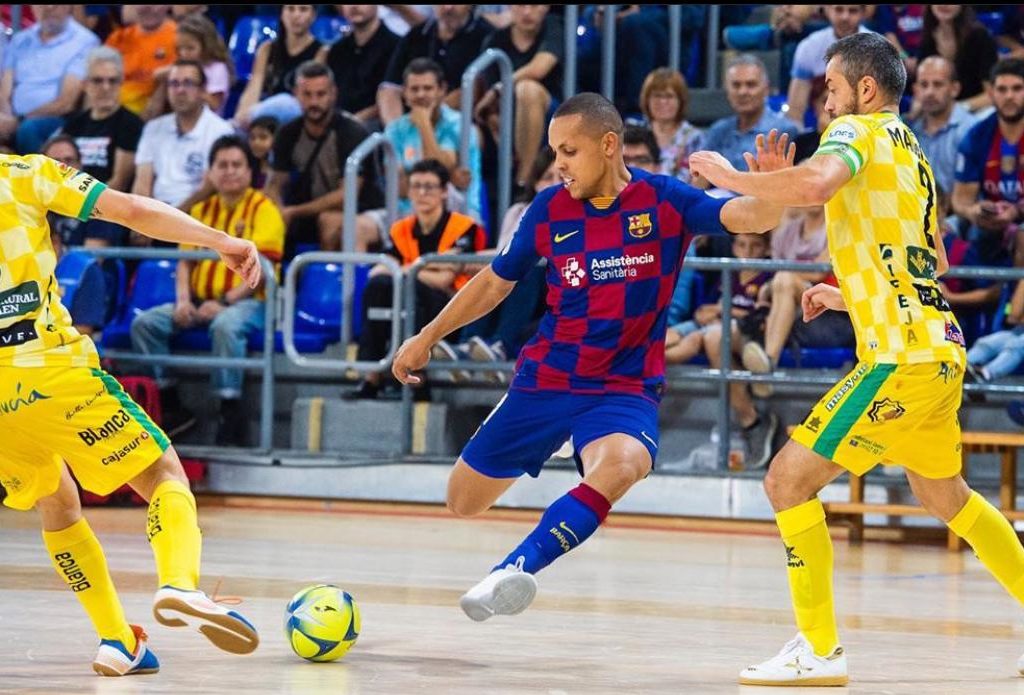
[153,594,259,654]
[738,674,849,686]
[460,573,538,622]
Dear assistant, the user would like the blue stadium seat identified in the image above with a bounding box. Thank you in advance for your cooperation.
[228,16,279,83]
[311,15,348,46]
[978,12,1004,38]
[101,259,177,349]
[55,249,99,310]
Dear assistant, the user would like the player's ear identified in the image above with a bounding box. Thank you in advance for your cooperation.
[603,131,618,157]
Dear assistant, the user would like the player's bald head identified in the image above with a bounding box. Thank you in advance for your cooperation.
[551,92,623,139]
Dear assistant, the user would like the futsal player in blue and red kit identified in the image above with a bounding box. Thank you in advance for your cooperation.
[392,93,794,621]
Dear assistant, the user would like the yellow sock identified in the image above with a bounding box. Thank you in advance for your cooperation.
[147,480,202,590]
[42,518,136,652]
[948,491,1024,601]
[775,498,840,656]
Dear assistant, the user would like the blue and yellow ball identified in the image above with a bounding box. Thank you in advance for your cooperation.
[284,584,361,662]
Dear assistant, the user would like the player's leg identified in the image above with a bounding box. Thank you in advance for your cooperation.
[738,439,849,686]
[446,458,518,518]
[36,465,158,676]
[127,448,259,655]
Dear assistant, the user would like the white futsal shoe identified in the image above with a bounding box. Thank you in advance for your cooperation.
[739,633,848,686]
[459,557,538,622]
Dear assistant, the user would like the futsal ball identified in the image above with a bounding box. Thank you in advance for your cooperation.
[284,584,361,662]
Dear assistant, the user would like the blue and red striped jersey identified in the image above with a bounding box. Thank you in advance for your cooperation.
[491,167,729,401]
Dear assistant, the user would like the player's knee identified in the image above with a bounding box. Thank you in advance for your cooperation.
[762,459,798,507]
[446,493,487,519]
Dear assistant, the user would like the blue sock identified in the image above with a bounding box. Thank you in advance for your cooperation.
[495,483,611,574]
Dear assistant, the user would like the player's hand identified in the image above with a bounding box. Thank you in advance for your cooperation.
[392,333,432,385]
[216,236,262,289]
[801,283,846,322]
[688,150,737,188]
[743,129,796,173]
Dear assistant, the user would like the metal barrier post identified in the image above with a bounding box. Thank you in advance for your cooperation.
[563,4,579,100]
[601,5,618,102]
[717,265,733,471]
[705,4,721,88]
[342,134,399,348]
[460,49,514,229]
[668,5,682,73]
[399,257,424,455]
[281,251,404,371]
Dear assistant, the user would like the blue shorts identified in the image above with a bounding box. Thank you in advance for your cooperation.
[460,389,660,479]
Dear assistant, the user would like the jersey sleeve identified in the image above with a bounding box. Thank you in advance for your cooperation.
[491,195,544,281]
[29,155,107,221]
[814,116,871,178]
[661,176,728,236]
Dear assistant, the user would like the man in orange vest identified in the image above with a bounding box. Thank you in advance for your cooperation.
[347,158,485,399]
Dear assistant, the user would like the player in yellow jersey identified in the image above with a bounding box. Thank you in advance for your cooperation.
[693,33,1024,686]
[0,154,262,676]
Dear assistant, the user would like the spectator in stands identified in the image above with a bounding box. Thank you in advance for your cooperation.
[327,5,399,128]
[130,135,285,445]
[247,115,277,190]
[432,146,557,383]
[766,5,827,94]
[0,5,99,154]
[265,61,383,257]
[622,125,661,174]
[105,5,177,117]
[378,5,431,36]
[950,58,1024,339]
[786,4,869,130]
[579,5,706,115]
[383,58,483,224]
[235,4,327,128]
[42,135,117,325]
[999,7,1024,59]
[702,54,798,172]
[666,232,779,469]
[347,158,486,400]
[965,279,1024,387]
[61,47,144,193]
[909,56,977,196]
[918,5,999,114]
[378,5,493,125]
[637,67,702,183]
[872,4,926,79]
[133,59,234,224]
[149,14,234,117]
[476,5,562,189]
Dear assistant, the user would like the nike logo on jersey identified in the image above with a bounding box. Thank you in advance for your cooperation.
[554,230,580,243]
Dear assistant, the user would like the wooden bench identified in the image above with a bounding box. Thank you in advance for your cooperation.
[786,429,1024,550]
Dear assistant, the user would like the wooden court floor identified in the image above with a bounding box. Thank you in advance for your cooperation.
[3,499,1024,694]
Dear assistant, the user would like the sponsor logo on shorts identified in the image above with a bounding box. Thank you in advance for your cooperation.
[848,435,885,456]
[867,398,906,423]
[0,281,41,318]
[77,408,131,446]
[0,382,49,415]
[0,318,38,347]
[54,551,91,592]
[64,388,105,420]
[101,430,150,466]
[825,363,869,412]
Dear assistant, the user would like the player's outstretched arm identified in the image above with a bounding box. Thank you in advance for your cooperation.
[392,266,515,384]
[691,148,851,208]
[91,187,261,289]
[801,283,847,322]
[717,130,796,233]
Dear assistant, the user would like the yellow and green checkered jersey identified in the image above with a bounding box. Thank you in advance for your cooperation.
[814,113,965,366]
[0,154,106,368]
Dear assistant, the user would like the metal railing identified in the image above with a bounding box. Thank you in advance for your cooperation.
[280,251,404,371]
[460,48,514,230]
[600,5,618,102]
[342,133,399,348]
[563,4,579,100]
[83,247,278,452]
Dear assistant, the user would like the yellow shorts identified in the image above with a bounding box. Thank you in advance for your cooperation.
[791,361,963,479]
[0,366,169,510]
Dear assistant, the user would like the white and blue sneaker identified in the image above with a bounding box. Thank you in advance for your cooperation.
[93,624,159,677]
[153,585,259,654]
[459,557,538,622]
[739,633,848,686]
